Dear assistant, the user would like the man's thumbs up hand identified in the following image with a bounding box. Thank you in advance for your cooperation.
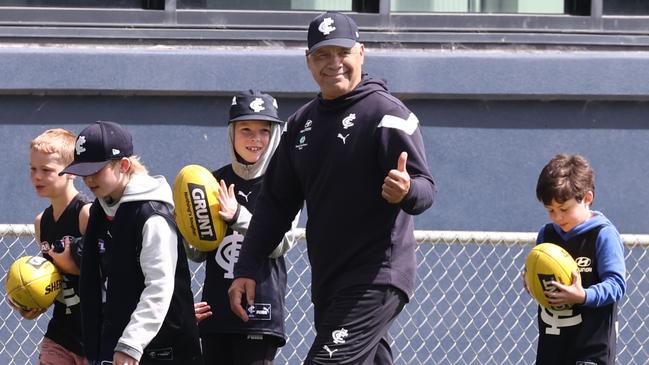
[382,152,411,204]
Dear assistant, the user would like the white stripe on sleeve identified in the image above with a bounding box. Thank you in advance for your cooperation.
[377,113,419,135]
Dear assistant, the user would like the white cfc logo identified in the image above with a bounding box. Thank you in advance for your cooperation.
[332,328,349,344]
[215,231,244,279]
[541,307,582,335]
[318,17,336,35]
[249,98,265,113]
[75,136,87,155]
[342,113,356,129]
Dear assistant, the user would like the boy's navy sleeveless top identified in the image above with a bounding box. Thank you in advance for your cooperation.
[198,165,287,346]
[39,193,89,356]
[81,200,202,363]
[536,223,617,365]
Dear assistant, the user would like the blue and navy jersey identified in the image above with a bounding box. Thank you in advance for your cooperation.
[39,193,89,356]
[535,211,626,365]
[199,165,287,345]
[235,75,436,306]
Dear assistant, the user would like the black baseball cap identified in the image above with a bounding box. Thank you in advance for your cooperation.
[60,121,133,177]
[229,90,284,124]
[307,11,359,55]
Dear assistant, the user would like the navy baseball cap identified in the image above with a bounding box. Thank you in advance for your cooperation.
[307,11,359,55]
[229,90,283,124]
[60,121,133,177]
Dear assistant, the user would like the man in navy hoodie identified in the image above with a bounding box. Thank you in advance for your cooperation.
[228,11,436,364]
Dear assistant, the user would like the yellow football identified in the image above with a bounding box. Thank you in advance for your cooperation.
[525,243,580,310]
[5,256,62,311]
[172,164,227,252]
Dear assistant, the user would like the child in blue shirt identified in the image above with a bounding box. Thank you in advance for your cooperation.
[530,153,626,365]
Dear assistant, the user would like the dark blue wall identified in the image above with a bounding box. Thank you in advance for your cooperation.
[3,95,649,234]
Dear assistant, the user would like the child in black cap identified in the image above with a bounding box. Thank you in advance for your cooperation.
[60,121,203,365]
[185,90,300,365]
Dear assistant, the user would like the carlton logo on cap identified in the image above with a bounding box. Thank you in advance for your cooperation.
[249,98,266,113]
[307,11,359,54]
[59,121,133,177]
[75,136,87,155]
[228,90,284,124]
[318,17,336,35]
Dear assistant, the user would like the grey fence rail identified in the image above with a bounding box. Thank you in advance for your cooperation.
[1,225,647,364]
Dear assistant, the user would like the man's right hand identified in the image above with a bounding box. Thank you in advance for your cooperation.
[228,278,257,322]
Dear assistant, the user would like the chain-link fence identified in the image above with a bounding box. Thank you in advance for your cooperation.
[1,224,647,364]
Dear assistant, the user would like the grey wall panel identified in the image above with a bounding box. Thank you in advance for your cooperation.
[3,45,649,98]
[2,96,648,235]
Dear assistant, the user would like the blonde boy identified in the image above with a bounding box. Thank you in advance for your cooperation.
[17,128,91,365]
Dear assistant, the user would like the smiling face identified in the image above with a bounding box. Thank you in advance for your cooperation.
[232,120,272,164]
[544,192,593,233]
[29,151,72,198]
[306,43,365,100]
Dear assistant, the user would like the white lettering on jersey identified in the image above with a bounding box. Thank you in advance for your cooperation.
[541,307,582,335]
[576,256,593,272]
[215,231,244,279]
[377,113,419,135]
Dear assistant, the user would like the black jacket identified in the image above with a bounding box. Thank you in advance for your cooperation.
[81,200,202,364]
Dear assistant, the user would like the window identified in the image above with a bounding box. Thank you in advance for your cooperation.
[391,0,563,14]
[1,0,146,8]
[1,0,649,47]
[177,0,351,11]
[604,1,649,15]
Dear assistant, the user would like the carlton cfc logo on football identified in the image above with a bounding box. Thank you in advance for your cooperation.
[186,183,217,241]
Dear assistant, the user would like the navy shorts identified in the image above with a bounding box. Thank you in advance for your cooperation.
[304,284,407,365]
[201,333,279,365]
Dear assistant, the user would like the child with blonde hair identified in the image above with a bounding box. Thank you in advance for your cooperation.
[186,90,299,365]
[13,128,91,365]
[60,121,202,365]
